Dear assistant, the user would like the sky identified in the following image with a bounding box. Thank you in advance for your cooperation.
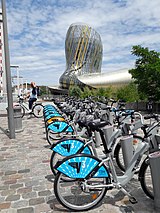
[3,0,160,86]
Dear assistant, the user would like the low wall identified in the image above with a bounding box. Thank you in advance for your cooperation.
[126,101,160,113]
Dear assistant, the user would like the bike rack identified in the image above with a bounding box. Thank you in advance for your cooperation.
[149,150,160,211]
[103,125,113,147]
[120,135,133,169]
[94,131,102,147]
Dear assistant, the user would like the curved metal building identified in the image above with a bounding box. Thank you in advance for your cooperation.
[58,23,132,91]
[59,23,103,89]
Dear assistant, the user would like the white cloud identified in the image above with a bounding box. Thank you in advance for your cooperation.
[3,0,160,85]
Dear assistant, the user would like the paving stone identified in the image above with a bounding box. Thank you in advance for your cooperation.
[38,189,52,196]
[0,196,5,203]
[4,179,17,185]
[18,169,30,173]
[29,197,45,205]
[5,170,17,176]
[10,183,23,189]
[2,173,23,181]
[34,203,53,213]
[22,191,37,199]
[0,185,9,190]
[17,207,34,213]
[0,171,4,176]
[5,194,20,201]
[1,189,16,196]
[32,185,46,191]
[0,202,11,209]
[17,187,32,194]
[0,209,17,213]
[25,179,40,187]
[11,200,29,208]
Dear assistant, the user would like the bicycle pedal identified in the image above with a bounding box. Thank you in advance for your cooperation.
[129,196,137,204]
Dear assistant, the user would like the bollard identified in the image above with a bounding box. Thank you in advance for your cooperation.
[13,105,23,132]
[120,135,133,169]
[149,151,160,211]
[103,125,113,147]
[94,131,102,147]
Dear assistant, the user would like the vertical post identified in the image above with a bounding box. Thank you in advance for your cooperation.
[16,66,19,95]
[1,0,15,138]
[25,80,27,93]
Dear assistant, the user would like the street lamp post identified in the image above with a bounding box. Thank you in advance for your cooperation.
[1,0,15,139]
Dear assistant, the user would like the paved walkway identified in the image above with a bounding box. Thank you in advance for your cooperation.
[0,110,158,213]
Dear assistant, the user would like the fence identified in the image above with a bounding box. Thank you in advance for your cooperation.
[126,101,160,113]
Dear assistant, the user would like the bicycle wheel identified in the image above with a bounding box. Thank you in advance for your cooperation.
[47,129,65,145]
[114,135,143,171]
[139,157,153,199]
[50,152,64,176]
[32,104,43,118]
[54,172,108,211]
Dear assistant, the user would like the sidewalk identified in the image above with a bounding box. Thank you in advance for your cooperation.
[0,110,158,213]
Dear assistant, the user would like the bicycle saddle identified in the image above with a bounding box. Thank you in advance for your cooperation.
[88,121,110,132]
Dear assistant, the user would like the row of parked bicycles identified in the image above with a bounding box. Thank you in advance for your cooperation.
[42,96,160,211]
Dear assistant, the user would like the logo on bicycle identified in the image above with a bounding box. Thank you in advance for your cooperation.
[68,162,82,173]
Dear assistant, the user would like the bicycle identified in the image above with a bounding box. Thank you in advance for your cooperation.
[14,95,44,118]
[53,120,160,211]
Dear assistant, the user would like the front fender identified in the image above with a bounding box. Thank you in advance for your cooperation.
[55,154,109,179]
[51,138,92,156]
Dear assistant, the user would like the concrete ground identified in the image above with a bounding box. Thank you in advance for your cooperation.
[0,109,159,213]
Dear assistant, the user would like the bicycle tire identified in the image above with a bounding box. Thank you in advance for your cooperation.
[139,157,153,199]
[54,172,108,211]
[32,103,43,118]
[50,151,63,176]
[46,129,64,145]
[114,135,143,171]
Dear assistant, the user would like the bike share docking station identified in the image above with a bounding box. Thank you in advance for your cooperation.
[94,123,114,148]
[120,135,134,169]
[149,134,160,211]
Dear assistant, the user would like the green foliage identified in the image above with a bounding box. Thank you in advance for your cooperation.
[68,83,140,103]
[69,85,82,98]
[129,45,160,101]
[81,86,93,98]
[39,86,49,95]
[116,82,139,102]
[94,87,113,99]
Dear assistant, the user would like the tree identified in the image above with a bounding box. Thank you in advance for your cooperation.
[69,85,82,98]
[116,82,139,102]
[81,86,93,99]
[129,45,160,101]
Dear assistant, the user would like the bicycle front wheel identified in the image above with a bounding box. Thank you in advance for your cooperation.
[50,152,64,176]
[139,157,153,199]
[54,172,108,211]
[32,104,43,118]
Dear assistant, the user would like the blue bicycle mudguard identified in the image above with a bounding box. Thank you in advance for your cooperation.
[44,111,61,117]
[55,154,109,179]
[47,121,74,133]
[51,138,92,156]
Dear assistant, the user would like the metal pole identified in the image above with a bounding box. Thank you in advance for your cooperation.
[16,66,19,95]
[1,0,15,138]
